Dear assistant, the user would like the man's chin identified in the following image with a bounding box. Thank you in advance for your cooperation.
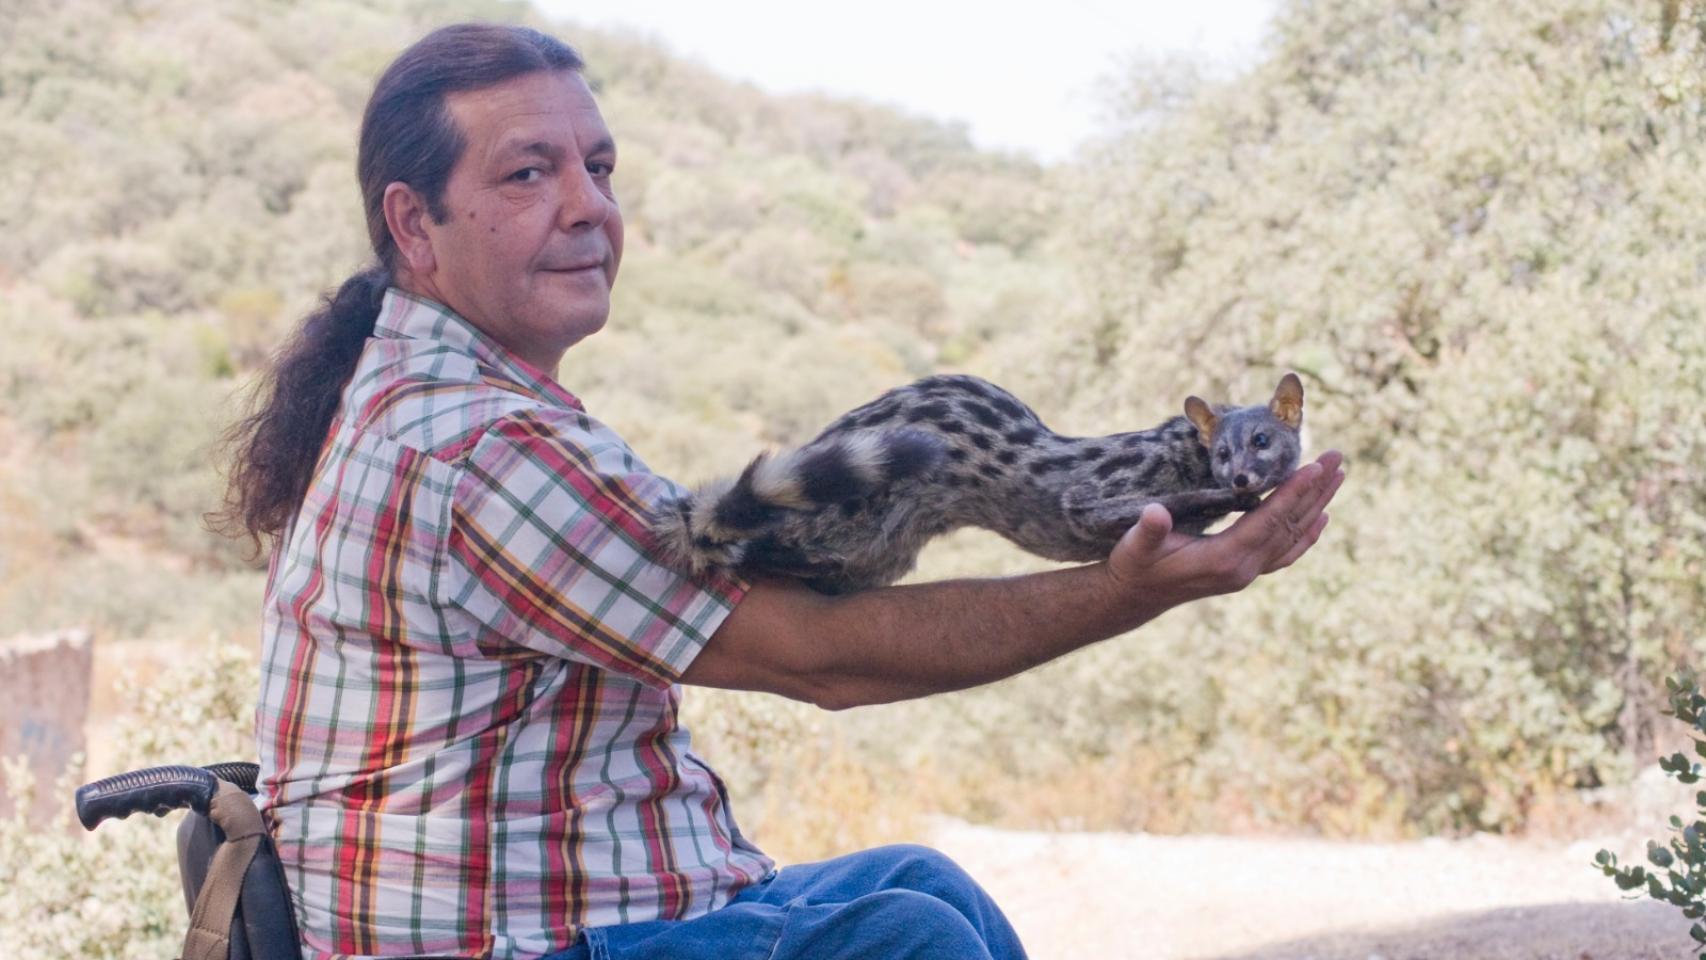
[548,308,609,348]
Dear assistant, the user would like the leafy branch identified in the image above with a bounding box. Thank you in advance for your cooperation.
[1596,673,1706,956]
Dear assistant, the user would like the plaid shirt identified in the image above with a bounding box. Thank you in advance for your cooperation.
[256,288,773,960]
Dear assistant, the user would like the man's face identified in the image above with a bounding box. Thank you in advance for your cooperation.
[418,70,623,371]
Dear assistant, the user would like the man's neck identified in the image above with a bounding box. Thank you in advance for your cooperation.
[392,274,563,378]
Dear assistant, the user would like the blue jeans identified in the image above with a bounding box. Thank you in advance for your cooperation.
[541,844,1027,960]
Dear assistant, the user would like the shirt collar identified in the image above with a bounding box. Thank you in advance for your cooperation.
[372,287,584,411]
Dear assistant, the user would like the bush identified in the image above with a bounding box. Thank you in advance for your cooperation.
[1036,0,1706,833]
[1597,672,1706,957]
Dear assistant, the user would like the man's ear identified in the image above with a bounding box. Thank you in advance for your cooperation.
[382,181,438,278]
[1183,396,1218,446]
[1270,372,1304,429]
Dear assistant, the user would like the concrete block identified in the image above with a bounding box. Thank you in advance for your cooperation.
[0,629,94,826]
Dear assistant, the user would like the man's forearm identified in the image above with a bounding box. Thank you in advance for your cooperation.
[799,561,1184,709]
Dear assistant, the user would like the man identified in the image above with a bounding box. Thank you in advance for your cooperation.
[233,23,1341,960]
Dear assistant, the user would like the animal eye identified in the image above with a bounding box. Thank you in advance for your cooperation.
[1253,433,1269,449]
[1217,447,1230,461]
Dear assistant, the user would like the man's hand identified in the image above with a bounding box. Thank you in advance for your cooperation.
[1106,449,1344,607]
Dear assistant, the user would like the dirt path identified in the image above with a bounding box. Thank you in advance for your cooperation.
[928,818,1689,959]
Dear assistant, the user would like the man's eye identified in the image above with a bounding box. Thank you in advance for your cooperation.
[1253,433,1269,449]
[589,161,615,178]
[510,167,544,183]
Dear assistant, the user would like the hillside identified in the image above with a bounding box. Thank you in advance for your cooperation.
[0,0,1072,641]
[1,0,1704,850]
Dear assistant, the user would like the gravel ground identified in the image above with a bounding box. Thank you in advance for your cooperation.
[928,818,1690,960]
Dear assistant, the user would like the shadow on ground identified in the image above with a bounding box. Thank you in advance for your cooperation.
[1206,900,1687,960]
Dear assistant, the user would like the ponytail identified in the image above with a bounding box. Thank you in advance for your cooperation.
[210,267,389,555]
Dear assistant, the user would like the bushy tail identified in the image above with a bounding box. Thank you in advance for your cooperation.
[652,428,944,577]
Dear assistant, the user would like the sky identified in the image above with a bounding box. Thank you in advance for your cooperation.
[536,0,1279,164]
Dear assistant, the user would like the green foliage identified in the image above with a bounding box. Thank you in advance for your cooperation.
[1596,672,1706,958]
[3,0,1704,856]
[991,0,1706,833]
[0,0,1059,640]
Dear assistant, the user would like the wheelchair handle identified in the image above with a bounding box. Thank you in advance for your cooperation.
[202,761,260,794]
[74,762,260,831]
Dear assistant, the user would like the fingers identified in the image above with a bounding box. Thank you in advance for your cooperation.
[1282,462,1342,545]
[1118,502,1173,557]
[1293,451,1343,524]
[1106,503,1177,587]
[1105,501,1173,566]
[1260,452,1341,567]
[1274,451,1342,518]
[1276,450,1337,518]
[1266,511,1329,573]
[1218,450,1342,576]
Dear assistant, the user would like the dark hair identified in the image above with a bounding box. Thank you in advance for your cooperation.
[211,24,584,555]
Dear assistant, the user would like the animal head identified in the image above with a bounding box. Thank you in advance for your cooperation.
[1183,373,1305,495]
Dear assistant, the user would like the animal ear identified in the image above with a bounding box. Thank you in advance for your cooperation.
[1183,396,1218,445]
[1270,373,1304,430]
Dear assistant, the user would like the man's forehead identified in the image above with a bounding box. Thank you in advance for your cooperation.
[445,71,612,155]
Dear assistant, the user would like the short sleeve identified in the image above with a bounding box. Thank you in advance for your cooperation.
[444,407,748,688]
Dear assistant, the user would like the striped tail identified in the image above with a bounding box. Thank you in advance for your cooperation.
[651,428,944,577]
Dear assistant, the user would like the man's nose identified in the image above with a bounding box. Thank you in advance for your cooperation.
[557,165,615,230]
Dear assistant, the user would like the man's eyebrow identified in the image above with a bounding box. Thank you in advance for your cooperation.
[494,136,617,160]
[494,139,560,161]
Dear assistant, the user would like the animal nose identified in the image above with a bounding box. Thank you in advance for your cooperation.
[1234,473,1250,489]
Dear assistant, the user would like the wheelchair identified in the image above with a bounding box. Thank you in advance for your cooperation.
[74,762,302,960]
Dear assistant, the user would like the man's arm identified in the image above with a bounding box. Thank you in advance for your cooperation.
[679,451,1345,710]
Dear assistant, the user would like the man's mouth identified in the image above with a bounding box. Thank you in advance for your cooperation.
[545,262,602,273]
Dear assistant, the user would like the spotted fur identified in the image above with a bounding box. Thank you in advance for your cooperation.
[653,374,1304,594]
